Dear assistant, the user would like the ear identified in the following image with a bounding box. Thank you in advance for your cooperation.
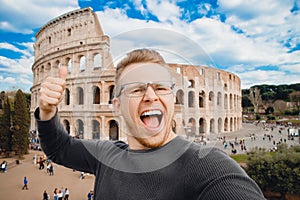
[112,98,121,114]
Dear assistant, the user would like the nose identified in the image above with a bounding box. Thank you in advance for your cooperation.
[143,85,159,102]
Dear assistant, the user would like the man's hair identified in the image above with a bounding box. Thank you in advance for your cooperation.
[114,49,167,95]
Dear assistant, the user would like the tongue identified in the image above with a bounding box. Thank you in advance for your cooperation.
[143,116,160,128]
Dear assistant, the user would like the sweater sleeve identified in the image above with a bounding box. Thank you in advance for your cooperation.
[34,108,99,174]
[185,147,266,200]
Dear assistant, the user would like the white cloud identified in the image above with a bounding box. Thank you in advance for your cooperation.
[237,69,300,89]
[0,42,33,57]
[0,75,15,83]
[0,55,33,75]
[0,0,79,33]
[280,62,300,73]
[146,0,181,22]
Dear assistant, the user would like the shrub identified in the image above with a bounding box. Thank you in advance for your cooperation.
[245,144,300,196]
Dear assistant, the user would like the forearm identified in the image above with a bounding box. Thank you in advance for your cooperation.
[34,108,97,173]
[35,107,69,161]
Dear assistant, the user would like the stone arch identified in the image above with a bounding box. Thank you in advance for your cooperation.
[54,60,61,75]
[218,118,222,133]
[79,55,86,71]
[45,62,51,74]
[172,120,176,133]
[92,120,100,139]
[65,88,70,105]
[234,117,237,131]
[188,79,195,88]
[77,87,84,105]
[93,53,102,69]
[93,86,100,104]
[188,91,195,108]
[230,94,233,109]
[210,118,215,133]
[234,94,237,110]
[40,65,44,80]
[109,85,114,104]
[175,89,184,105]
[63,119,70,134]
[188,118,196,136]
[199,91,205,108]
[109,120,119,140]
[76,119,84,139]
[36,68,40,82]
[217,92,222,106]
[199,118,206,134]
[224,83,228,91]
[224,117,228,132]
[66,57,72,73]
[224,93,228,109]
[209,91,214,102]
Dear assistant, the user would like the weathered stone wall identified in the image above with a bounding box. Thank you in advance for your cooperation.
[169,64,242,138]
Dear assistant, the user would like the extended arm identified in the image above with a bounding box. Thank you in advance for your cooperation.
[35,108,98,174]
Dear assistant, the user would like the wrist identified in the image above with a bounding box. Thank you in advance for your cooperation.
[39,108,56,121]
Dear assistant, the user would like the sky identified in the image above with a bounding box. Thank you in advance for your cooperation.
[0,0,299,93]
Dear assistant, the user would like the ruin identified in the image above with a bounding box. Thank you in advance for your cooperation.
[30,7,242,141]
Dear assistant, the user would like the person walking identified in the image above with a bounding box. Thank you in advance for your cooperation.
[43,190,49,200]
[53,188,58,200]
[87,190,94,200]
[1,161,7,173]
[49,163,54,175]
[57,189,63,200]
[64,188,70,200]
[22,176,28,190]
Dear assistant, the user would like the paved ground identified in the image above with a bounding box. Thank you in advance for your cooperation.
[0,122,299,200]
[208,122,299,155]
[0,151,94,200]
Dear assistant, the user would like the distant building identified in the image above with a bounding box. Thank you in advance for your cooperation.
[30,7,242,141]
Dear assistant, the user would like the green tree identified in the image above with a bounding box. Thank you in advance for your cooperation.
[11,89,30,158]
[290,83,300,91]
[289,91,300,112]
[242,96,253,107]
[246,145,300,197]
[0,98,12,154]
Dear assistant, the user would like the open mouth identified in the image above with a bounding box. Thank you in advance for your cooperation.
[140,110,163,128]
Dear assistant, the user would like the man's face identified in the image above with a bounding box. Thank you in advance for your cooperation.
[114,62,175,149]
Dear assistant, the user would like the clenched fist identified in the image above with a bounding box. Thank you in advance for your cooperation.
[38,66,68,120]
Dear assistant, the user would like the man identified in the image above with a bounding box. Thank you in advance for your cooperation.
[36,49,265,199]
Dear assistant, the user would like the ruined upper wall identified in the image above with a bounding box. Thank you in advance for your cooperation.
[34,7,108,61]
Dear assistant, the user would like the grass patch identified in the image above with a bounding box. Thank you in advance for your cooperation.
[230,154,248,163]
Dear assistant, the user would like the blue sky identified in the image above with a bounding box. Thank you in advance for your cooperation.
[0,0,299,92]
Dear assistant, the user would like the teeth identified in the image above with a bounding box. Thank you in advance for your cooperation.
[141,110,162,116]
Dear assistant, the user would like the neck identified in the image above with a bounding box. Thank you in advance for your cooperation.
[127,130,177,150]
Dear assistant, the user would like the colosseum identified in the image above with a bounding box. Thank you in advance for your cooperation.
[30,7,242,141]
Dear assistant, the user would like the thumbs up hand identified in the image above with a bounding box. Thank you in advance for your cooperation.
[38,66,67,120]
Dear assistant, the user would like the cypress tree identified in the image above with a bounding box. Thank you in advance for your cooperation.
[11,89,30,158]
[0,97,12,155]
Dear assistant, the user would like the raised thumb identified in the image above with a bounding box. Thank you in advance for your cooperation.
[59,65,68,80]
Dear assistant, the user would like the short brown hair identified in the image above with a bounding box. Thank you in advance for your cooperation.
[114,49,167,96]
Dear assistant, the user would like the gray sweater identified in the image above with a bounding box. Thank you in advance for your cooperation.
[35,108,265,200]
